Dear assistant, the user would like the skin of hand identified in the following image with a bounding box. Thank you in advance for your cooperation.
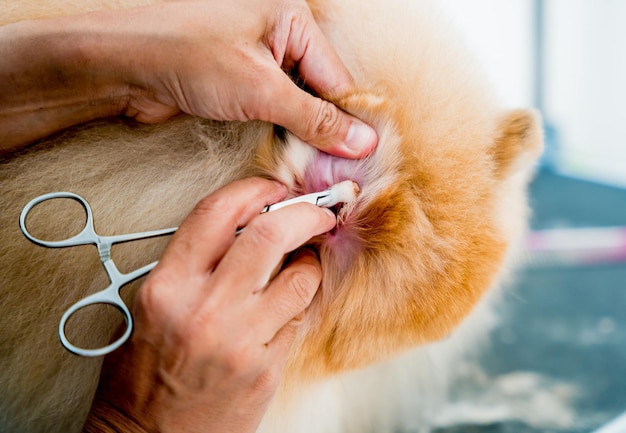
[82,177,337,433]
[0,0,378,157]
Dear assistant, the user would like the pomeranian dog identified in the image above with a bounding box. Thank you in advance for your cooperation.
[0,0,543,432]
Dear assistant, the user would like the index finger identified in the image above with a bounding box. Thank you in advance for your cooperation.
[209,203,336,302]
[158,177,287,275]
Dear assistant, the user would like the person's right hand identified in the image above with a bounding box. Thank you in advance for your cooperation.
[84,177,336,433]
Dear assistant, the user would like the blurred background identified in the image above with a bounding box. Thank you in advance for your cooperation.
[434,1,626,432]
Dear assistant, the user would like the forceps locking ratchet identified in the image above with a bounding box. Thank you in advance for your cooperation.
[19,181,358,357]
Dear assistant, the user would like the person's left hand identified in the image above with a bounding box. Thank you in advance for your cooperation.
[111,0,378,158]
[1,0,378,155]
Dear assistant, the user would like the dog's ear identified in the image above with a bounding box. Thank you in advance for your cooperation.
[492,109,544,178]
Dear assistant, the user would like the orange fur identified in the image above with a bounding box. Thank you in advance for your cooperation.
[0,0,543,432]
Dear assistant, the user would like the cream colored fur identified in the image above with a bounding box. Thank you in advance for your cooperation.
[0,0,543,432]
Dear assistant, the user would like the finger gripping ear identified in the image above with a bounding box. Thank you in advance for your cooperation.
[307,98,344,143]
[282,262,321,309]
[271,247,322,312]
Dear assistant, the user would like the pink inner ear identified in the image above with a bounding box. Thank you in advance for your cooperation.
[298,151,366,263]
[303,151,364,193]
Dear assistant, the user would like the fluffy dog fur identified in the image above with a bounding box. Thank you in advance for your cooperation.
[0,0,543,432]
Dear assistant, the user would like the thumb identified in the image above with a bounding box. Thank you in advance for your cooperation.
[269,73,377,159]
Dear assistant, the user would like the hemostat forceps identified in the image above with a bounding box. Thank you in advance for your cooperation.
[19,181,358,357]
[19,192,177,357]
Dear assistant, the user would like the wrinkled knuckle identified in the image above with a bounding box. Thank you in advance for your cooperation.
[285,267,319,307]
[308,100,342,141]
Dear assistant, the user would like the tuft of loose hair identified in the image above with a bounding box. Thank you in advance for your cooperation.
[328,180,360,205]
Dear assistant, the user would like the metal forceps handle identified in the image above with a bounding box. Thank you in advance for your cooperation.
[58,260,157,357]
[20,192,101,249]
[19,192,177,357]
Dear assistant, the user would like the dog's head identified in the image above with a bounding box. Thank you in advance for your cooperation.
[253,0,543,382]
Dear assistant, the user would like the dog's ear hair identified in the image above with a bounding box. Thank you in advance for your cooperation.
[492,109,544,178]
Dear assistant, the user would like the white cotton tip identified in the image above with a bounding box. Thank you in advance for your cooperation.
[327,180,361,207]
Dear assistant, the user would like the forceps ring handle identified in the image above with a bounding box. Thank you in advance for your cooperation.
[20,192,96,248]
[59,287,133,357]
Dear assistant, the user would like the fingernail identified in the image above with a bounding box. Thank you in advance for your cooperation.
[345,122,377,155]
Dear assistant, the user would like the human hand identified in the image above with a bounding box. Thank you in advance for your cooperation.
[112,0,378,158]
[1,0,378,154]
[83,178,335,433]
